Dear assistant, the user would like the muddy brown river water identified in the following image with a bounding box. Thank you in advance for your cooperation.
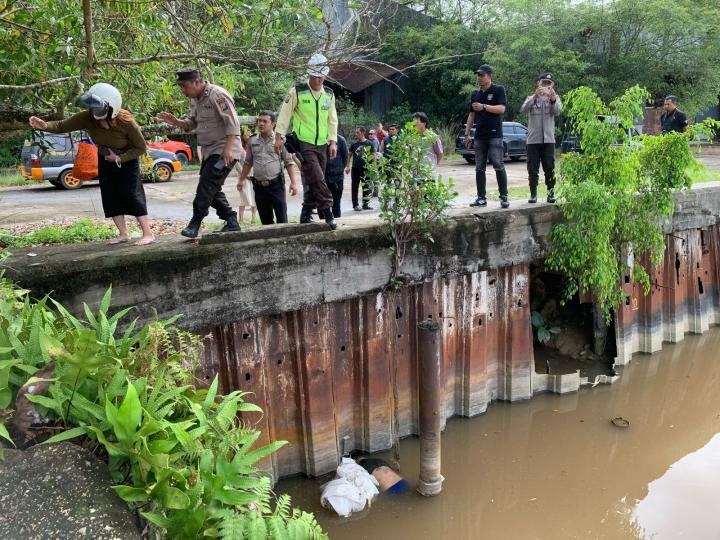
[278,330,720,539]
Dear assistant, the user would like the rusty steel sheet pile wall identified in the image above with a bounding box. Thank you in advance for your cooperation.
[615,224,720,364]
[200,266,533,479]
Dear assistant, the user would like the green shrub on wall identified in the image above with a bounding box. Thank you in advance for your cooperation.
[547,85,718,319]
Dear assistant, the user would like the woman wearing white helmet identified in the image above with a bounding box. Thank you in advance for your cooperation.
[28,83,155,246]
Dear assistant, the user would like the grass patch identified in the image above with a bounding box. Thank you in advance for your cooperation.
[0,172,31,187]
[0,218,116,247]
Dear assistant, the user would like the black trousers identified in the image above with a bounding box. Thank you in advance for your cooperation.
[527,143,556,190]
[194,155,237,221]
[474,138,508,198]
[253,180,287,225]
[351,168,371,207]
[326,177,343,217]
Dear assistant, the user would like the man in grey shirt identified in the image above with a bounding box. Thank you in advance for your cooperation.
[520,72,562,203]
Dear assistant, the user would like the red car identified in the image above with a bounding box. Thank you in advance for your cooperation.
[148,139,193,165]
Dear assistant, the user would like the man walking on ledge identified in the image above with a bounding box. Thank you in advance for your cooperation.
[275,53,338,230]
[157,67,244,238]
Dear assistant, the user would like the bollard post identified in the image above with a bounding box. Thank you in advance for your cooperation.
[417,319,444,496]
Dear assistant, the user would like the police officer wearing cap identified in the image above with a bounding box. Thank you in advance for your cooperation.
[236,110,300,225]
[465,64,510,209]
[157,68,244,238]
[275,53,338,230]
[520,72,562,204]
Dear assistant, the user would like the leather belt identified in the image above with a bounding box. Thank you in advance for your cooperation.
[250,175,282,187]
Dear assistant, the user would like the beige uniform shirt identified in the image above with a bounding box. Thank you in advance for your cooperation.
[275,84,338,143]
[184,83,243,159]
[244,132,294,181]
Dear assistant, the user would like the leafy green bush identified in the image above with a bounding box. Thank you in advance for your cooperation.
[0,271,326,539]
[363,121,456,286]
[547,85,719,319]
[0,219,117,247]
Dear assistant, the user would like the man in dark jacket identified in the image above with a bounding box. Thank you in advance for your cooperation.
[325,133,349,218]
[660,96,688,134]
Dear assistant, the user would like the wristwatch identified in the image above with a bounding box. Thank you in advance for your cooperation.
[483,104,487,111]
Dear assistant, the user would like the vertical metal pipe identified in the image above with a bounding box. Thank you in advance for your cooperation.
[417,319,444,496]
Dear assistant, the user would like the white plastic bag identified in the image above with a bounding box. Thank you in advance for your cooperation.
[320,457,380,517]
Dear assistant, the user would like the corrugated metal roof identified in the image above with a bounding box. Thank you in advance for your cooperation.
[329,62,412,93]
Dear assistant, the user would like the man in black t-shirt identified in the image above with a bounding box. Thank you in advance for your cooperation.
[660,95,688,134]
[464,64,510,208]
[347,126,376,211]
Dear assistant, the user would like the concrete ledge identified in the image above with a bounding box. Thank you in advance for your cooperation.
[6,185,720,332]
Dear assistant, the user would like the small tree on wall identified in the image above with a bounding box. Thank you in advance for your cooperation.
[363,121,456,287]
[547,85,719,320]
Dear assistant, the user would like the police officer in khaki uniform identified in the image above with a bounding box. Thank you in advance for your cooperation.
[156,68,244,238]
[237,110,299,225]
[275,53,338,230]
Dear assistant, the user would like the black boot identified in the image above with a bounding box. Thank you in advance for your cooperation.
[300,206,314,224]
[320,208,337,230]
[181,216,203,238]
[220,213,241,232]
[547,189,556,203]
[500,195,510,209]
[528,186,537,204]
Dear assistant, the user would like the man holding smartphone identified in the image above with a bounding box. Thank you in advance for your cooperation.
[157,67,244,238]
[520,72,562,203]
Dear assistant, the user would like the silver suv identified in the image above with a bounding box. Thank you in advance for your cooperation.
[20,132,180,189]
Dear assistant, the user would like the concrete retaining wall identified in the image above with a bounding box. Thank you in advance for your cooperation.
[7,185,720,478]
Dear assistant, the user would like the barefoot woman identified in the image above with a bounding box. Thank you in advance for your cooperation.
[28,83,155,245]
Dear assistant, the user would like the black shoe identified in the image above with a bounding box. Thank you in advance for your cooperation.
[528,196,537,203]
[320,208,337,230]
[470,197,487,207]
[181,218,202,238]
[362,204,373,210]
[500,196,510,209]
[547,193,556,203]
[300,206,314,223]
[353,205,362,212]
[220,214,241,232]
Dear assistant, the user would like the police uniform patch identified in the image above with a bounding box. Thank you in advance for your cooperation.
[487,94,494,101]
[217,98,229,112]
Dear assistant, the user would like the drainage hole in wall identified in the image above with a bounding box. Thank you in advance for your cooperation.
[277,359,282,365]
[698,278,704,295]
[314,320,318,325]
[475,293,480,301]
[478,318,483,326]
[340,345,346,352]
[397,334,402,339]
[395,307,403,319]
[624,275,630,284]
[242,332,250,340]
[625,296,631,306]
[489,279,496,285]
[489,312,493,318]
[245,372,251,381]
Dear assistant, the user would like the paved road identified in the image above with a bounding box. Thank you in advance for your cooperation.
[2,150,719,227]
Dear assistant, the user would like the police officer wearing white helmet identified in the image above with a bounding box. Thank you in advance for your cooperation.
[275,53,339,230]
[29,83,155,246]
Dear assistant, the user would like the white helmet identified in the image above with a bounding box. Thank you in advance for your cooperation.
[79,83,122,119]
[307,53,330,77]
